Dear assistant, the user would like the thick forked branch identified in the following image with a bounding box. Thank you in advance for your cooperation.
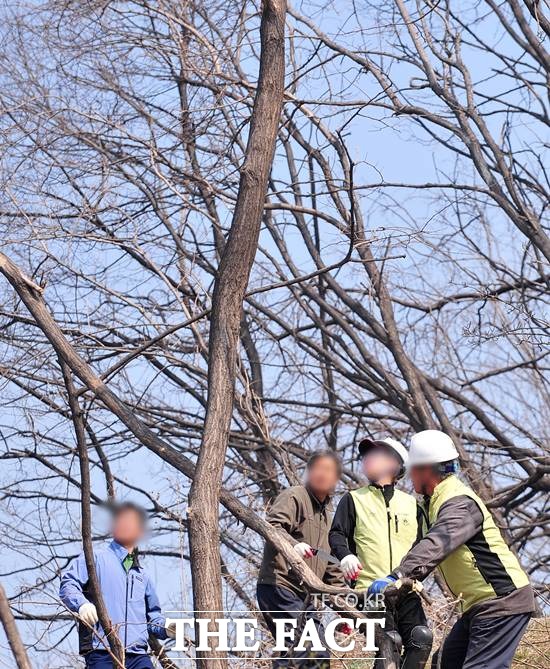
[0,582,32,669]
[0,4,546,646]
[60,362,125,667]
[0,251,330,594]
[187,1,287,667]
[0,252,433,650]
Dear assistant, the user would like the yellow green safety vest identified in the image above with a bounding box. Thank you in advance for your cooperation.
[351,485,418,589]
[428,475,529,612]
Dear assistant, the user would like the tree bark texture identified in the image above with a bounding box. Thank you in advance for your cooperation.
[0,581,33,669]
[60,362,126,666]
[186,1,287,667]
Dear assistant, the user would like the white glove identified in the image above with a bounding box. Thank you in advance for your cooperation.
[293,542,314,559]
[340,554,362,580]
[78,602,98,627]
[165,621,177,639]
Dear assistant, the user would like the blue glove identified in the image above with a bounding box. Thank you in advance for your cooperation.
[367,575,397,596]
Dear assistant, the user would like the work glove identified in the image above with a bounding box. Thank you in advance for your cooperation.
[293,542,314,558]
[165,621,177,639]
[367,575,397,596]
[340,554,362,581]
[78,602,98,627]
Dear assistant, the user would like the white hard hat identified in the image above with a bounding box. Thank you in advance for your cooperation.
[358,437,408,477]
[408,430,459,466]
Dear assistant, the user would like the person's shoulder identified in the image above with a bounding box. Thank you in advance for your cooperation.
[274,486,310,508]
[95,541,126,563]
[394,488,417,501]
[437,493,484,524]
[265,486,301,508]
[349,485,369,496]
[283,485,307,500]
[441,493,480,509]
[93,543,113,559]
[333,490,354,510]
[72,543,109,566]
[278,485,303,495]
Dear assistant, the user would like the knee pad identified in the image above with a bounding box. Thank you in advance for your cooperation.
[410,625,433,650]
[401,626,433,669]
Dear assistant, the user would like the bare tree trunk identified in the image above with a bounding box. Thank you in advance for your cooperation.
[60,362,125,667]
[186,2,287,667]
[0,581,32,669]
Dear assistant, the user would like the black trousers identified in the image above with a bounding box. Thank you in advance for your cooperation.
[85,652,153,668]
[257,583,330,669]
[359,592,427,647]
[360,593,429,668]
[385,592,428,650]
[433,610,531,669]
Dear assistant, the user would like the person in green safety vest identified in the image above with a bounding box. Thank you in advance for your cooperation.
[368,430,535,669]
[329,437,432,668]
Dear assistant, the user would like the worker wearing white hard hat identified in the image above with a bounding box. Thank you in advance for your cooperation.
[329,436,432,669]
[408,429,460,466]
[368,430,535,669]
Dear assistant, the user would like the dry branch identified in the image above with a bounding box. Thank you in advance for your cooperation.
[0,581,32,669]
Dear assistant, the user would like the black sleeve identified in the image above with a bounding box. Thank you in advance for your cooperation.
[396,495,484,581]
[415,502,427,544]
[329,492,357,561]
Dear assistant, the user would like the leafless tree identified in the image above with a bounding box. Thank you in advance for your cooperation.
[0,0,548,666]
[187,2,287,666]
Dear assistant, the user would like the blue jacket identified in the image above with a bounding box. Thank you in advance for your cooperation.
[59,540,168,655]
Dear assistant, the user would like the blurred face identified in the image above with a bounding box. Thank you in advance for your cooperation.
[362,447,400,483]
[306,456,341,498]
[112,509,145,548]
[410,465,436,494]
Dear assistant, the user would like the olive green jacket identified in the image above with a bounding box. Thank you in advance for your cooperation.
[258,485,345,596]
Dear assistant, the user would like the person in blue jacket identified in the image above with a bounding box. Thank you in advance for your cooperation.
[60,502,175,668]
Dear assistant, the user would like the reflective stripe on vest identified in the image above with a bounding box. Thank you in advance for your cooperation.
[429,476,529,612]
[350,486,418,589]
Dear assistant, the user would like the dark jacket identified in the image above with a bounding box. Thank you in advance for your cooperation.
[258,485,345,596]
